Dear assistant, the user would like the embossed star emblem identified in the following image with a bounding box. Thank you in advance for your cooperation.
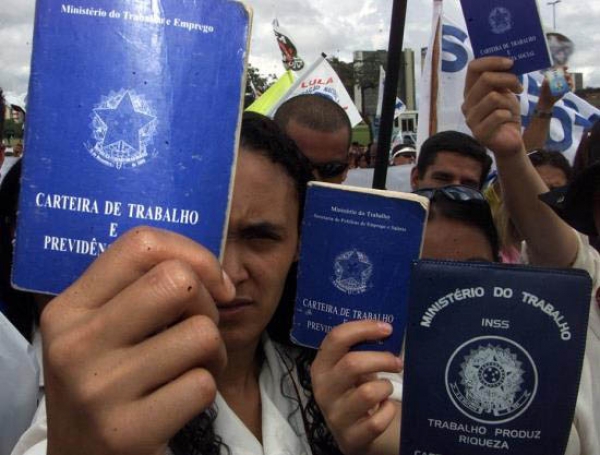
[94,91,155,150]
[491,9,510,28]
[338,250,371,282]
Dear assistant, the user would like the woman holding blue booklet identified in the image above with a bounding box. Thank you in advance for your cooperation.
[11,113,403,455]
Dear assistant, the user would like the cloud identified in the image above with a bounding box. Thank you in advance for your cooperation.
[1,0,598,97]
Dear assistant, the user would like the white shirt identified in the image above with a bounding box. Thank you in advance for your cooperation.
[523,234,600,455]
[13,337,313,455]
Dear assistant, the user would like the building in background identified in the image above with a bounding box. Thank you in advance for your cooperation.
[571,72,584,92]
[353,48,416,118]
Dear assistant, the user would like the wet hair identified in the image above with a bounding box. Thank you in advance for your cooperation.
[171,113,342,455]
[428,194,500,262]
[528,149,572,183]
[274,94,352,149]
[0,161,39,341]
[417,131,492,188]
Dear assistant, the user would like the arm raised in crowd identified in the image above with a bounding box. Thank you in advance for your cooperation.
[41,227,234,455]
[462,56,578,267]
[311,320,402,455]
[522,72,573,152]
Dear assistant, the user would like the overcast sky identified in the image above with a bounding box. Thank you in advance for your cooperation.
[1,0,598,101]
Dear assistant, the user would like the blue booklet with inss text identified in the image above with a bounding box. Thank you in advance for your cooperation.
[291,182,429,353]
[460,0,551,75]
[13,0,252,294]
[401,260,591,455]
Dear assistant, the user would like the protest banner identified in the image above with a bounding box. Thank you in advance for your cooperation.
[418,2,600,163]
[267,54,363,126]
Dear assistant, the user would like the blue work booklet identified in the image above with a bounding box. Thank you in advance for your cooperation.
[401,260,591,455]
[13,0,252,294]
[460,0,551,75]
[291,183,429,353]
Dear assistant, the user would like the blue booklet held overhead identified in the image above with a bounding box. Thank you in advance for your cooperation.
[460,0,551,75]
[291,183,429,353]
[13,0,252,294]
[401,260,591,455]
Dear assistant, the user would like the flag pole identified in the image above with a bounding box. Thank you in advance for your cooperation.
[372,0,409,190]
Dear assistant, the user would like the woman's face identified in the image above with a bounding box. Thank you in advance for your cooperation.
[219,149,299,351]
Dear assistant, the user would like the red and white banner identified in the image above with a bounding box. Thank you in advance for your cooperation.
[269,55,363,127]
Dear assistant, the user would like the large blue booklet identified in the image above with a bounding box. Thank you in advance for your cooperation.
[291,182,429,353]
[460,0,551,75]
[401,260,591,455]
[13,0,252,294]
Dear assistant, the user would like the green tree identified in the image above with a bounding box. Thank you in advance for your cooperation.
[3,118,24,143]
[327,57,355,99]
[245,64,277,108]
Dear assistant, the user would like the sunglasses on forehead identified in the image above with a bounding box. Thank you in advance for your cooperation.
[413,185,486,203]
[310,160,348,179]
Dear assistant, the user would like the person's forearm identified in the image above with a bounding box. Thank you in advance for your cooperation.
[522,112,552,152]
[495,146,578,267]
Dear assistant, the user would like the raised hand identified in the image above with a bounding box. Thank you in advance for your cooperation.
[311,320,402,455]
[42,227,235,455]
[462,57,525,158]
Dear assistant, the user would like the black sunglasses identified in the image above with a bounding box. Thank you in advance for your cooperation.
[311,161,348,179]
[413,185,487,203]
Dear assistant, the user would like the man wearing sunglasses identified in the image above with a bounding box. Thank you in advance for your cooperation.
[463,56,599,455]
[274,94,351,184]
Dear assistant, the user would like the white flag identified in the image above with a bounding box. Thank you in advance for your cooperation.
[269,55,363,127]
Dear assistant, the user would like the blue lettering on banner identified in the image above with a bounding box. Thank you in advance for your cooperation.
[442,25,469,73]
[563,99,597,128]
[547,107,573,152]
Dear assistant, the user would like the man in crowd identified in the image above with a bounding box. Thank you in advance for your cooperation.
[390,144,416,166]
[274,94,352,184]
[463,56,599,454]
[410,130,492,190]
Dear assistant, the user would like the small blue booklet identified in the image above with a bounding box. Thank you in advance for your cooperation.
[401,260,591,455]
[13,0,252,294]
[460,0,551,75]
[291,183,429,353]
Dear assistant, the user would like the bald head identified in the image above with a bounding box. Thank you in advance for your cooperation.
[274,94,352,183]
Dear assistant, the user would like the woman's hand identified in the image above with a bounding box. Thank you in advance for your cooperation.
[311,320,403,455]
[42,227,235,455]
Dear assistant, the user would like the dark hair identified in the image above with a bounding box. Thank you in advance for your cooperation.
[428,193,500,262]
[417,131,492,187]
[572,119,600,177]
[240,111,313,217]
[528,149,572,183]
[274,94,352,149]
[0,160,39,341]
[171,112,342,455]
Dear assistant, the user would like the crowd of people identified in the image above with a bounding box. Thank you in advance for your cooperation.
[0,55,599,455]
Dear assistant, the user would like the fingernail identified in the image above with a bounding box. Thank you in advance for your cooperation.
[222,270,235,297]
[378,322,393,334]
